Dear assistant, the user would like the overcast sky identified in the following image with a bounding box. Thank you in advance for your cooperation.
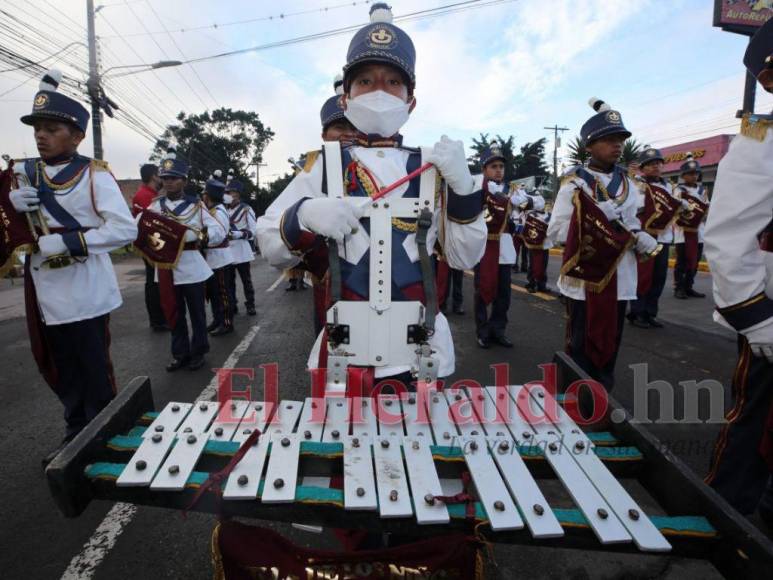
[1,0,771,183]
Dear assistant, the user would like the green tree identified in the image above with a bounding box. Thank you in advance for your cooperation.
[467,133,518,181]
[620,138,647,168]
[152,108,275,190]
[513,138,549,179]
[566,135,590,167]
[254,172,294,216]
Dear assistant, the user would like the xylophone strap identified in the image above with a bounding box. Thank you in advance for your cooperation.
[183,429,262,519]
[431,471,477,522]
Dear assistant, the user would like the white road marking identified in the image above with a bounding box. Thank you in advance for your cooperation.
[60,324,262,580]
[266,273,285,292]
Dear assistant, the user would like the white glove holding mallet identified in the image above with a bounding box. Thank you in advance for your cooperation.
[297,197,367,243]
[425,135,475,196]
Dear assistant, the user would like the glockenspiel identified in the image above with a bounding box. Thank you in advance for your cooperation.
[46,353,773,579]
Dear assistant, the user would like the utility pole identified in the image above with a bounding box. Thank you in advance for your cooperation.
[86,0,103,160]
[250,155,267,194]
[544,124,568,195]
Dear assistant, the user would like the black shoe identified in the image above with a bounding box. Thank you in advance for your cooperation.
[166,357,190,372]
[492,335,514,348]
[246,306,257,316]
[647,317,664,328]
[520,265,529,273]
[686,289,706,298]
[285,280,297,291]
[674,288,688,300]
[526,283,537,293]
[440,305,448,314]
[453,306,465,315]
[537,285,551,294]
[476,337,491,349]
[42,438,72,467]
[206,321,219,332]
[210,324,235,336]
[188,355,206,371]
[151,323,170,332]
[298,281,308,290]
[629,316,650,329]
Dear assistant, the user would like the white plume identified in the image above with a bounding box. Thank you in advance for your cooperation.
[588,97,611,113]
[684,152,694,161]
[39,69,62,92]
[333,73,344,96]
[213,169,223,179]
[166,148,176,160]
[369,2,393,23]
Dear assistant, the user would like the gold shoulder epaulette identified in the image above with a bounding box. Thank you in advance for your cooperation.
[740,113,773,142]
[302,150,320,173]
[92,159,111,172]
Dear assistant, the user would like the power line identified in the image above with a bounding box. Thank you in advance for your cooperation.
[100,0,376,38]
[141,0,219,108]
[179,0,513,65]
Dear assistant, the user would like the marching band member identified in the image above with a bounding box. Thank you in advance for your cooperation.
[704,18,773,524]
[474,146,516,349]
[225,177,257,317]
[628,148,681,328]
[7,70,137,462]
[149,151,225,372]
[203,172,235,336]
[131,163,167,331]
[515,187,549,294]
[511,183,530,274]
[256,3,486,385]
[673,153,710,299]
[546,98,658,390]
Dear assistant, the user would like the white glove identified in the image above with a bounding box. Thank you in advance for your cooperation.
[635,231,658,255]
[229,230,244,240]
[681,199,691,210]
[425,135,474,196]
[38,234,69,258]
[297,197,365,243]
[597,200,622,222]
[746,323,773,363]
[9,186,40,212]
[511,191,528,205]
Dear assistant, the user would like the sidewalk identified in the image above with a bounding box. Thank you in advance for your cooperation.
[0,255,146,323]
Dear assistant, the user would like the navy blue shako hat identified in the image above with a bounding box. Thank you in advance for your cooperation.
[21,69,90,133]
[637,147,664,166]
[320,74,346,129]
[158,149,189,178]
[680,152,701,176]
[205,170,226,203]
[580,97,631,144]
[343,3,416,91]
[744,17,773,92]
[481,145,506,168]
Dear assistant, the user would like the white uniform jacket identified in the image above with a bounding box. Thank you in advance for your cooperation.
[204,204,233,271]
[673,183,709,244]
[14,158,137,325]
[228,202,257,264]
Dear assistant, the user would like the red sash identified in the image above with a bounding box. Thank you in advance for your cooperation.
[0,163,36,277]
[637,258,654,296]
[157,269,178,328]
[476,240,500,305]
[640,182,680,235]
[522,213,548,250]
[562,192,634,368]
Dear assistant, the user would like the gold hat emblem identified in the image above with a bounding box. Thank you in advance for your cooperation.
[33,93,49,109]
[148,231,166,251]
[646,149,655,156]
[606,111,621,124]
[162,159,174,170]
[369,26,395,46]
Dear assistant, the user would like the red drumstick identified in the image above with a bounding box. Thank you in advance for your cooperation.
[371,162,434,201]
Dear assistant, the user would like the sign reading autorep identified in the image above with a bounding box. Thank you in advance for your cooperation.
[714,0,772,33]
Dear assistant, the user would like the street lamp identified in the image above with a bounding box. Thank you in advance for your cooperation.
[102,60,183,78]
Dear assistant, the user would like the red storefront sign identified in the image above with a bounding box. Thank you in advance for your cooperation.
[660,134,733,173]
[714,0,772,35]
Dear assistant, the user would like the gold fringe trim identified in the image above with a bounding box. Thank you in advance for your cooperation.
[211,522,225,580]
[302,150,320,173]
[559,192,636,293]
[740,113,773,142]
[131,235,187,270]
[0,244,34,278]
[91,159,111,172]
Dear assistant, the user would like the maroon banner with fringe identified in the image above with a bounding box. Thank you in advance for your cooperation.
[676,197,708,232]
[211,520,484,580]
[639,182,680,235]
[562,192,634,369]
[133,209,189,269]
[522,213,548,250]
[0,163,36,277]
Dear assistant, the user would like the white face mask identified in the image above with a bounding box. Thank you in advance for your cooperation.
[344,90,412,137]
[223,193,234,205]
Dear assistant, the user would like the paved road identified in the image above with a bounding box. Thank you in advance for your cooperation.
[0,255,744,579]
